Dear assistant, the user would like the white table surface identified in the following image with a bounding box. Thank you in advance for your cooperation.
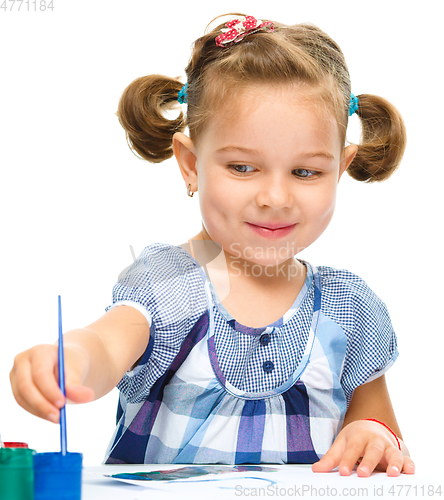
[82,462,442,499]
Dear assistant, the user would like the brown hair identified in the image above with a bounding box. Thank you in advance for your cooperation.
[117,13,406,181]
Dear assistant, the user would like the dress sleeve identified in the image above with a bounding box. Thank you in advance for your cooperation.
[105,251,156,327]
[105,243,207,403]
[320,268,398,405]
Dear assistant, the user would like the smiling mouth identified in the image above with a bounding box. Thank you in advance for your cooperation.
[247,222,296,230]
[246,222,297,239]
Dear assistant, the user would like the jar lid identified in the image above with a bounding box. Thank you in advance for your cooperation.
[4,442,29,448]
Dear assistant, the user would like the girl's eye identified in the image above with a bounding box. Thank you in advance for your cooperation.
[228,165,319,178]
[293,169,318,179]
[228,164,255,174]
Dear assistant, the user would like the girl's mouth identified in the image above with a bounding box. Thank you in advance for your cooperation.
[246,222,297,239]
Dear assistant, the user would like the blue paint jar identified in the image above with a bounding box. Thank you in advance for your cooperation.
[33,452,82,500]
[0,447,35,500]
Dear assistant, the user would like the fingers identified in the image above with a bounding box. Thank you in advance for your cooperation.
[65,384,95,404]
[357,436,416,477]
[312,420,415,477]
[33,348,66,407]
[9,344,94,423]
[311,455,338,473]
[312,438,345,473]
[359,445,415,477]
[338,441,364,476]
[313,435,362,476]
[357,441,394,477]
[10,346,64,422]
[402,456,416,475]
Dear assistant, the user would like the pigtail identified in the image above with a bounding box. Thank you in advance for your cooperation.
[117,74,186,163]
[348,94,406,182]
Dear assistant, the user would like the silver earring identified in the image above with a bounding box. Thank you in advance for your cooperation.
[187,184,194,197]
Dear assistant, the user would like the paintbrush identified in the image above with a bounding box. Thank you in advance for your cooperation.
[58,295,67,455]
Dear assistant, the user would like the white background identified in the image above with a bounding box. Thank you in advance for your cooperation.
[0,0,442,468]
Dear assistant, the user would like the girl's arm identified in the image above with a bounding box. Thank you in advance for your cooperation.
[312,375,415,476]
[10,305,150,424]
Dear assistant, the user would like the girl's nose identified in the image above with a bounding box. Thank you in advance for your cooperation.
[255,175,293,210]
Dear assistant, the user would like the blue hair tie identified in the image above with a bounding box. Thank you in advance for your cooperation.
[349,93,359,116]
[178,83,188,104]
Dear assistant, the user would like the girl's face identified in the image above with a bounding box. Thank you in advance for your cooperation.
[176,85,356,268]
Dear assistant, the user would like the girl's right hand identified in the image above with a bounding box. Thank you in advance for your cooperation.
[9,344,95,423]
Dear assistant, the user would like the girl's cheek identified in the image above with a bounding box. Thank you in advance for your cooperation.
[303,187,336,216]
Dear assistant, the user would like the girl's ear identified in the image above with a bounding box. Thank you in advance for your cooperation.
[338,144,358,181]
[173,132,198,192]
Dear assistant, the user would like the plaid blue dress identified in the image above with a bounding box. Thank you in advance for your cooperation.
[103,243,398,465]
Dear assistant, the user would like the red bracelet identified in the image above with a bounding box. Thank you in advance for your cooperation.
[363,419,401,450]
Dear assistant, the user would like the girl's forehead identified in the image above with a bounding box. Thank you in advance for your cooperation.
[197,84,342,155]
[206,81,335,115]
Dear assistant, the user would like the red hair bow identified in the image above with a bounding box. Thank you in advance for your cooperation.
[215,15,274,47]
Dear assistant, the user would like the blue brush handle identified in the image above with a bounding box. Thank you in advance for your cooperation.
[58,295,67,455]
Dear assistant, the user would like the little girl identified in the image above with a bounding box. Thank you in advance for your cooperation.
[10,14,415,477]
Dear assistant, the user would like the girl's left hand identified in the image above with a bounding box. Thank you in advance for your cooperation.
[312,420,416,477]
